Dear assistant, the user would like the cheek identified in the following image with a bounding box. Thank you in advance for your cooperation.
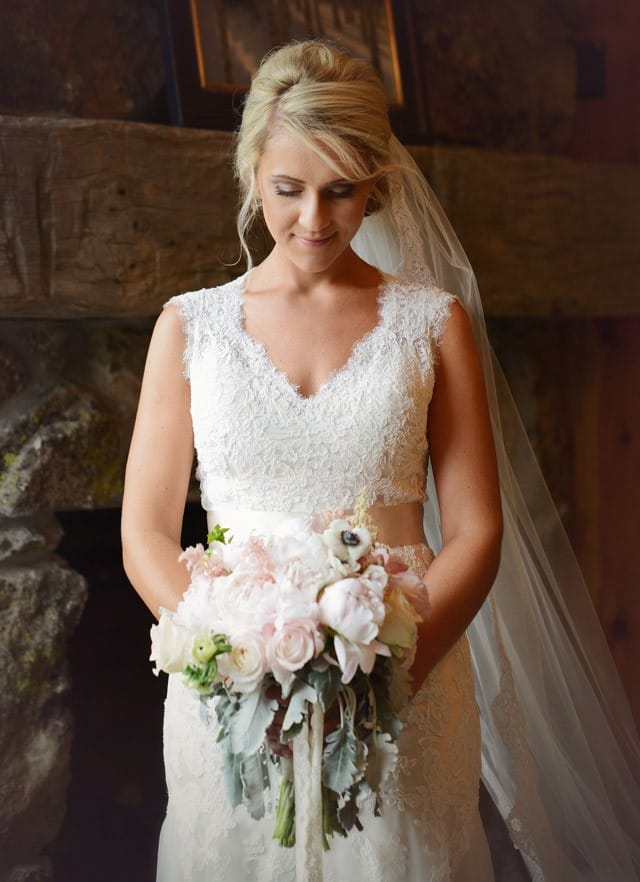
[260,195,290,234]
[343,197,370,228]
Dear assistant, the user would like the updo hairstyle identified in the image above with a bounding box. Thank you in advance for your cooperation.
[235,40,393,264]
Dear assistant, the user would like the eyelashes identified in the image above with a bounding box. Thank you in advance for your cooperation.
[274,186,357,200]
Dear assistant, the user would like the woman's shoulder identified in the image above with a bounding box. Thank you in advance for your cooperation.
[163,273,245,318]
[382,274,462,343]
[159,274,246,375]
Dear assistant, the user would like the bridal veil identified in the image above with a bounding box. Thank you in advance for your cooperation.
[352,136,640,881]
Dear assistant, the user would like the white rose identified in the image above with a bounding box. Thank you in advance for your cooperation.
[217,631,268,693]
[266,620,324,696]
[150,614,193,675]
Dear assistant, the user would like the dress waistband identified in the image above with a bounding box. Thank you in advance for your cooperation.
[205,501,427,548]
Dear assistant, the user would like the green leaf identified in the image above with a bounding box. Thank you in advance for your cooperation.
[274,775,296,847]
[321,785,346,847]
[281,679,317,737]
[322,716,358,794]
[207,524,232,545]
[229,683,278,755]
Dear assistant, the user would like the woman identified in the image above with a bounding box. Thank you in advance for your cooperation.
[122,41,640,882]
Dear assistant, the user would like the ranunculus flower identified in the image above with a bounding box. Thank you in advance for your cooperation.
[192,633,216,664]
[266,620,325,696]
[217,631,268,693]
[150,614,193,675]
[323,520,372,567]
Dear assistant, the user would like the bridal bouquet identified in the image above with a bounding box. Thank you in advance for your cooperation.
[150,508,428,879]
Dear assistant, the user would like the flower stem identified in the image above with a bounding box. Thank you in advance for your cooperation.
[273,762,295,847]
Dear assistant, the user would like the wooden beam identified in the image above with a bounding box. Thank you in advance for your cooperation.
[415,147,640,317]
[0,116,240,318]
[1,116,638,318]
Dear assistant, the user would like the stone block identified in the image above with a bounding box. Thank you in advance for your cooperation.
[0,382,121,517]
[0,516,63,564]
[5,858,53,882]
[0,562,87,873]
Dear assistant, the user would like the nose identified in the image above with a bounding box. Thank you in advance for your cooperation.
[299,192,330,233]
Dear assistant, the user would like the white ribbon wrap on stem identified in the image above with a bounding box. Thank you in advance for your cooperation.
[292,701,325,882]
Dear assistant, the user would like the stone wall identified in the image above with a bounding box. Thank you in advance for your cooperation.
[0,320,149,880]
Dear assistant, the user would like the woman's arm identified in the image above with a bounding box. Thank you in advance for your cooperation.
[411,300,503,689]
[121,304,195,618]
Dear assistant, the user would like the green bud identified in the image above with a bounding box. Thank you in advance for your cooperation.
[192,635,216,664]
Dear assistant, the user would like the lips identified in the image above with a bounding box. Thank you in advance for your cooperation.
[295,233,336,247]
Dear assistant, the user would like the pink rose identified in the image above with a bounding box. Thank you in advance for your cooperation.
[266,620,325,696]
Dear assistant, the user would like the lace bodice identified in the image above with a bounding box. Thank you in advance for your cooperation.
[165,273,456,513]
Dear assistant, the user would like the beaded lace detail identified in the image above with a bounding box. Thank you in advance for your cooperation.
[164,273,456,514]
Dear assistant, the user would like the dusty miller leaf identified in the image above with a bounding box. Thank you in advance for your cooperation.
[322,716,358,794]
[220,740,244,808]
[307,665,343,711]
[215,689,239,741]
[240,751,268,820]
[230,684,278,755]
[281,678,317,737]
[364,731,398,791]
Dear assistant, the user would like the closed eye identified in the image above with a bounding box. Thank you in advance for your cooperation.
[276,187,302,196]
[326,186,357,199]
[275,186,302,198]
[274,185,358,199]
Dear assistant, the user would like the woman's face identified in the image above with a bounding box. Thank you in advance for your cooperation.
[256,130,374,275]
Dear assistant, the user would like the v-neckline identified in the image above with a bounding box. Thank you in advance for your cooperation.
[235,271,393,403]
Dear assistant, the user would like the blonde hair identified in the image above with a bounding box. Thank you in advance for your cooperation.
[234,40,393,265]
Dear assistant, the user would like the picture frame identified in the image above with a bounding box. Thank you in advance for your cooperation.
[157,0,429,140]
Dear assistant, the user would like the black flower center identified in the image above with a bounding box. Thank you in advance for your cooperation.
[340,530,361,547]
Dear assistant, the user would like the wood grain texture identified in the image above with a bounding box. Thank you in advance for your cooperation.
[413,146,640,317]
[1,116,639,317]
[0,116,240,318]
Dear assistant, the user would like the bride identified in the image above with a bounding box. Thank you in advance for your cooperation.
[121,41,640,882]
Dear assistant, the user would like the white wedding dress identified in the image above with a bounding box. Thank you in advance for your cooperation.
[155,272,496,882]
